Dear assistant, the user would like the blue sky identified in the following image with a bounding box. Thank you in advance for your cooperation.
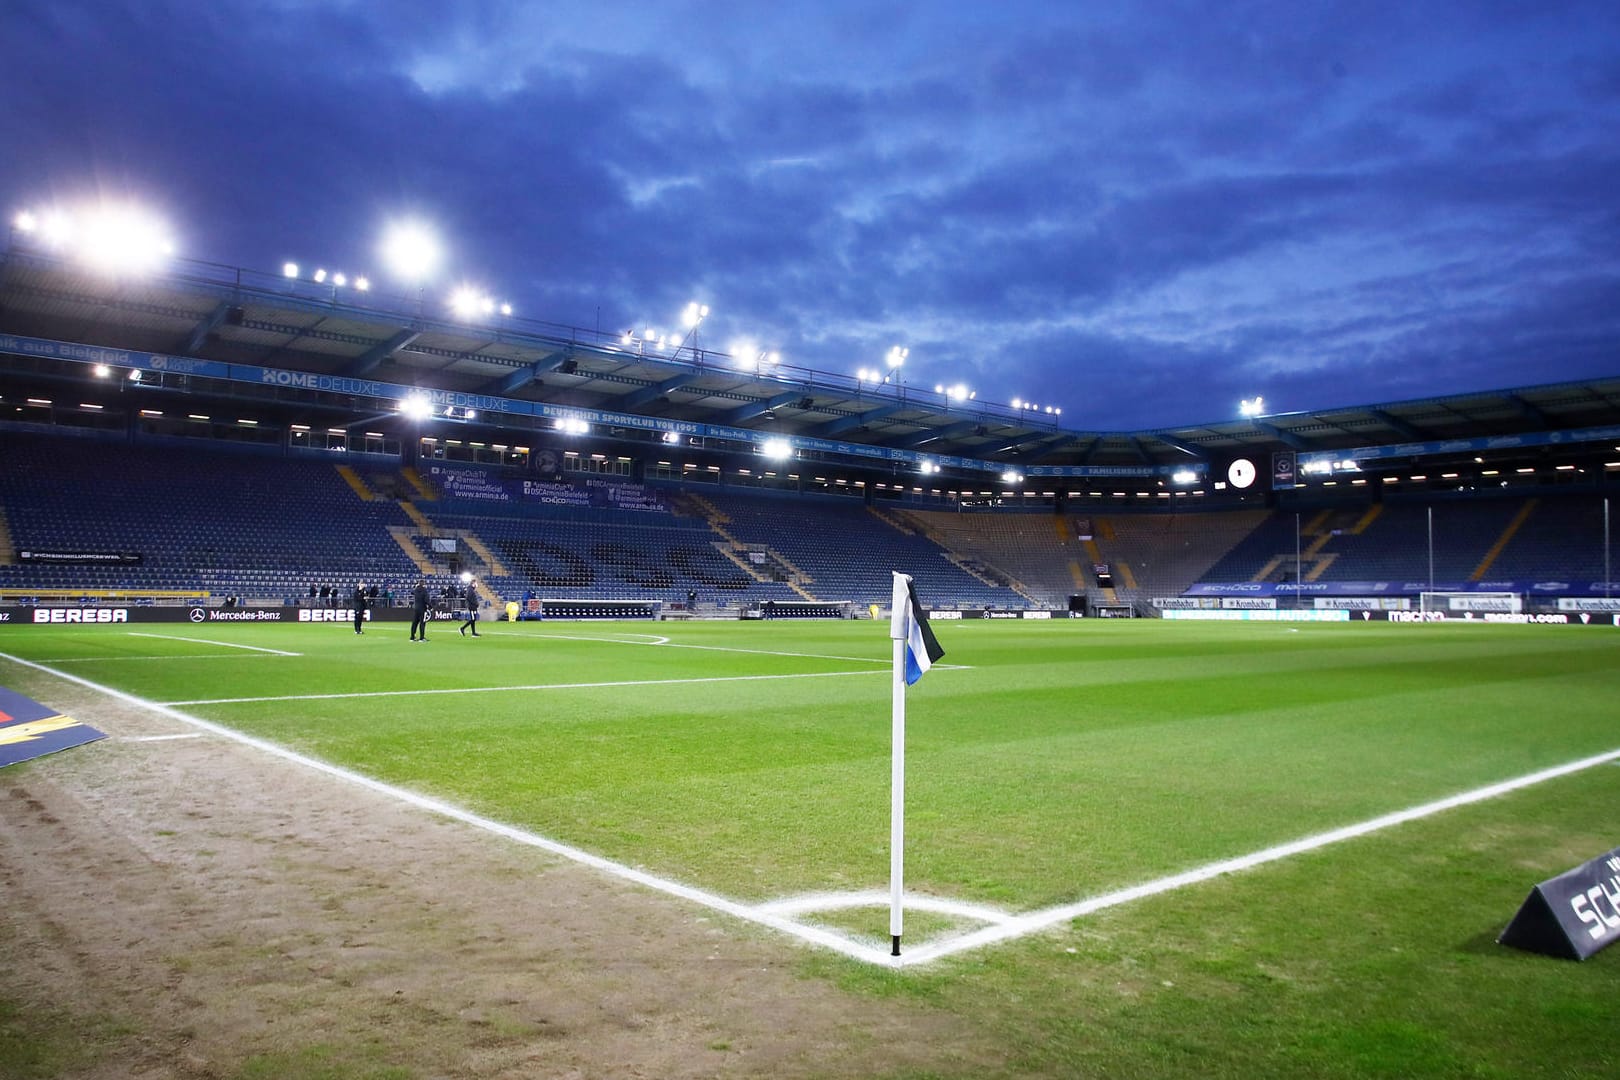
[3,1,1618,430]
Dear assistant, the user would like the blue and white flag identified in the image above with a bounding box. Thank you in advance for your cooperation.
[890,572,945,685]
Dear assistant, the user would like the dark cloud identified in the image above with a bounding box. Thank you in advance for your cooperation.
[3,0,1618,430]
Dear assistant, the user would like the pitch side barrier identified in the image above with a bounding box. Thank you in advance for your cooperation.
[1162,607,1620,625]
[0,605,463,626]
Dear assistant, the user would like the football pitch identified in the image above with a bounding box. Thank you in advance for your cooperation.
[5,616,1620,1075]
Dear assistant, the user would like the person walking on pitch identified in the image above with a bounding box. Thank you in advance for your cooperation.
[460,583,481,637]
[409,578,431,641]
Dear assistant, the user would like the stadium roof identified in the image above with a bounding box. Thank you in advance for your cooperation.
[3,242,1620,476]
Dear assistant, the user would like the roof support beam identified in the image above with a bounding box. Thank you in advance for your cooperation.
[179,302,233,355]
[1146,431,1206,459]
[722,390,801,425]
[816,402,905,437]
[621,372,699,409]
[1254,420,1309,449]
[1369,409,1423,441]
[481,350,575,395]
[1505,394,1550,430]
[895,420,979,449]
[343,329,420,377]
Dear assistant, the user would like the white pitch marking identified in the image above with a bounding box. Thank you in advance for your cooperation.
[128,633,301,657]
[4,647,1614,971]
[0,650,888,968]
[758,890,1017,926]
[123,733,207,742]
[163,668,888,706]
[891,743,1620,967]
[36,654,289,664]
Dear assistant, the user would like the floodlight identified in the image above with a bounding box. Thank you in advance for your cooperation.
[332,272,347,287]
[313,268,328,283]
[480,297,495,315]
[1172,469,1197,484]
[354,276,370,291]
[449,286,482,318]
[460,571,473,584]
[682,301,710,328]
[886,345,908,368]
[14,210,37,233]
[762,438,792,460]
[76,205,174,275]
[282,262,299,278]
[93,364,111,378]
[1002,470,1023,484]
[499,302,512,316]
[398,392,434,420]
[380,220,443,282]
[464,410,476,421]
[662,431,682,444]
[1011,397,1022,409]
[127,370,141,382]
[1239,396,1266,417]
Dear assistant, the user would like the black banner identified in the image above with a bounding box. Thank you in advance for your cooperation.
[1499,845,1620,960]
[17,550,143,564]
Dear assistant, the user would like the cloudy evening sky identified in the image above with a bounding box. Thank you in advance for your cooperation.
[3,0,1618,431]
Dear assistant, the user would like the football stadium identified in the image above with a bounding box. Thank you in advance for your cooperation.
[3,222,1619,1077]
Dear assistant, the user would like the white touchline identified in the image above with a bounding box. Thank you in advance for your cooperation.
[163,668,888,706]
[123,733,207,742]
[128,633,301,657]
[37,655,291,664]
[3,647,1615,971]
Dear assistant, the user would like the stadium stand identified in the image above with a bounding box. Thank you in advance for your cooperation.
[693,488,1026,608]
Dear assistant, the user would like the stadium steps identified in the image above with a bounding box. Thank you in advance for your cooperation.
[679,491,728,524]
[1472,498,1538,581]
[389,527,440,575]
[1062,518,1088,592]
[0,505,13,564]
[401,467,438,501]
[867,506,917,535]
[1082,538,1117,604]
[399,500,438,532]
[708,541,819,601]
[334,465,377,501]
[1306,553,1338,581]
[1351,503,1383,533]
[459,531,511,576]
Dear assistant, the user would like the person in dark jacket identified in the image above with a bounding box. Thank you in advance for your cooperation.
[460,582,481,637]
[352,583,367,634]
[410,579,431,642]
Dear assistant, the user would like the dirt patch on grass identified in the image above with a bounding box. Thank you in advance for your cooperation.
[0,671,998,1078]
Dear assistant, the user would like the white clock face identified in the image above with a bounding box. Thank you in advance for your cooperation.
[1227,458,1257,489]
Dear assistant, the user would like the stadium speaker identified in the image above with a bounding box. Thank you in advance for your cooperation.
[558,359,579,375]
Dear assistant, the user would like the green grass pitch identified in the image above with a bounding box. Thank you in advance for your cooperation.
[5,616,1620,1077]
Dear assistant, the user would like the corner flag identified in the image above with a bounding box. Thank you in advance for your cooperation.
[889,572,945,685]
[887,571,946,958]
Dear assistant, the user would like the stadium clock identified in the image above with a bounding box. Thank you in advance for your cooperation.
[1227,457,1257,489]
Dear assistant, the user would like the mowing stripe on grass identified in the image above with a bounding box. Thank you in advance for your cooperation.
[161,668,889,706]
[128,633,301,657]
[5,646,1618,970]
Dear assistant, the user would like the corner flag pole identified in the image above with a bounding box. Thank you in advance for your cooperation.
[890,627,907,957]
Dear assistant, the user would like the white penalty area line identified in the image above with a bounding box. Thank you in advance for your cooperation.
[3,647,1612,971]
[127,632,301,657]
